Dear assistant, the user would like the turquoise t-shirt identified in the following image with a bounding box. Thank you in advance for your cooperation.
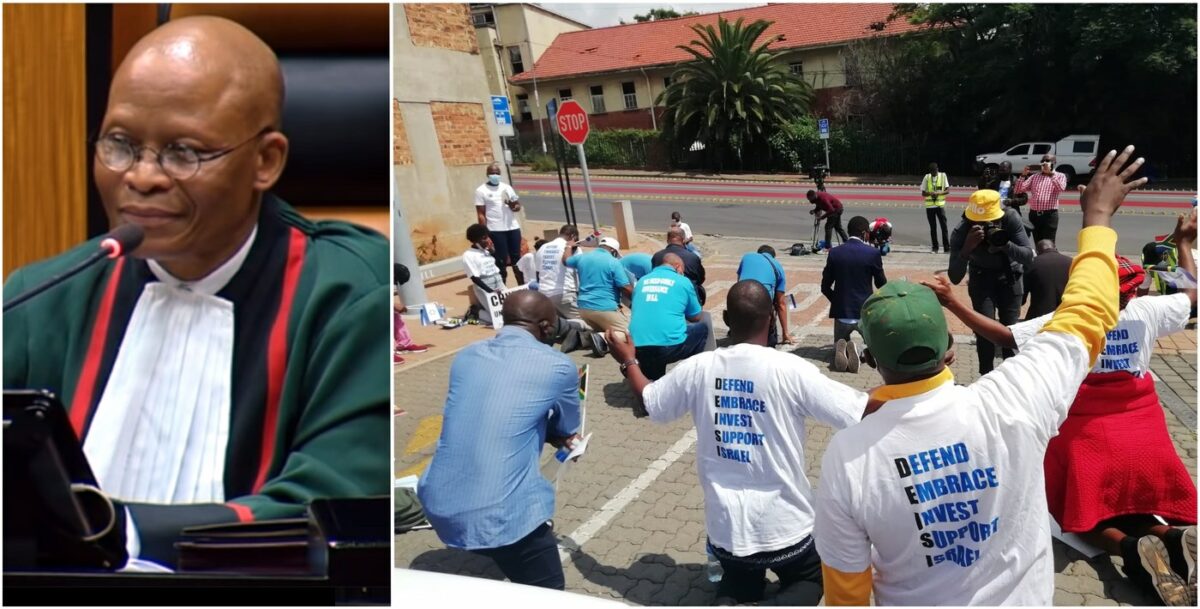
[629,265,701,347]
[621,253,654,280]
[565,248,630,311]
[736,252,786,295]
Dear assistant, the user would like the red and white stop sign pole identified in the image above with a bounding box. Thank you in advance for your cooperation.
[555,100,600,238]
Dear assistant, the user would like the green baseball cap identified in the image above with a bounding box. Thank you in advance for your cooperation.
[859,280,949,374]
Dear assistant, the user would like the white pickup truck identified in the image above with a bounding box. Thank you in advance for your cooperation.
[975,134,1100,183]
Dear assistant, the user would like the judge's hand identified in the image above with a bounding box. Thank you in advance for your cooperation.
[605,329,636,363]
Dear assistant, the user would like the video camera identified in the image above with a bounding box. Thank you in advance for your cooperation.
[975,220,1011,247]
[808,164,828,191]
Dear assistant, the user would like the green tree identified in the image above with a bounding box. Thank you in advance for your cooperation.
[620,8,697,25]
[658,17,814,171]
[839,3,1196,176]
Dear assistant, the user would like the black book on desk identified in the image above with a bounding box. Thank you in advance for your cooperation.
[174,497,390,590]
[176,518,311,574]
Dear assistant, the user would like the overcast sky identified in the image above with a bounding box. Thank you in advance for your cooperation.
[539,3,764,27]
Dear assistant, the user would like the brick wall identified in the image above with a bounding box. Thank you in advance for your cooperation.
[430,102,494,166]
[394,99,413,166]
[404,4,477,54]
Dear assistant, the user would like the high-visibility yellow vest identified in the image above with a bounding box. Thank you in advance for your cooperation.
[923,173,947,207]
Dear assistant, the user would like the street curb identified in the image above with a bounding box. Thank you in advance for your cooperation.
[516,188,1189,216]
[514,171,1199,193]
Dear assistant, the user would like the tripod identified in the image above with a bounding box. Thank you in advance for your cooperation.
[810,214,845,253]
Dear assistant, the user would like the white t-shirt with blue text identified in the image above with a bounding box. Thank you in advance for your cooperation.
[642,344,865,556]
[1010,292,1191,377]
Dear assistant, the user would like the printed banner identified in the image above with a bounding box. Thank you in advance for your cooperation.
[486,285,531,330]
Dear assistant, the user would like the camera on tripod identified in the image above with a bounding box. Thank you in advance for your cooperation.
[808,164,829,191]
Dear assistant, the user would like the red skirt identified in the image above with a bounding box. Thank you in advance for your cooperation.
[1045,372,1197,533]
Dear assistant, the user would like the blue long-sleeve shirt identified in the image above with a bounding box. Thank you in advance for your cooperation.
[418,326,581,549]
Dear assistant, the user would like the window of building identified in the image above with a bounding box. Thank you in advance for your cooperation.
[508,46,524,74]
[621,81,637,109]
[516,94,532,121]
[789,61,804,77]
[558,88,573,101]
[663,76,673,89]
[590,84,606,113]
[1031,144,1053,155]
[471,10,495,26]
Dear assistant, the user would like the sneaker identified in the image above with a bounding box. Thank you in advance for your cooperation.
[931,246,939,253]
[1165,526,1197,605]
[833,339,848,372]
[1139,535,1191,606]
[846,341,860,373]
[399,344,430,353]
[393,353,405,364]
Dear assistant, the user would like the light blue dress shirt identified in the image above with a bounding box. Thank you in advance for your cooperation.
[417,326,581,549]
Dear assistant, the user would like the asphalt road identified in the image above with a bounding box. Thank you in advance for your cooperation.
[516,175,1196,258]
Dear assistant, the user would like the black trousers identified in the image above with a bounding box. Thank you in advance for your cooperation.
[968,271,1021,374]
[711,536,823,604]
[489,228,522,285]
[1029,209,1059,243]
[823,212,848,248]
[471,522,564,590]
[926,206,950,251]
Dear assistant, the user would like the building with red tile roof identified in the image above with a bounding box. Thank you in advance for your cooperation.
[506,3,923,135]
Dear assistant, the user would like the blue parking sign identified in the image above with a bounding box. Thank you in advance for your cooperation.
[818,118,829,140]
[491,95,514,136]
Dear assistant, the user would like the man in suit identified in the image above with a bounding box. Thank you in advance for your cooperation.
[1023,239,1073,319]
[821,216,887,372]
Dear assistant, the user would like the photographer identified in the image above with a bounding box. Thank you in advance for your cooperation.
[981,161,1029,216]
[806,189,848,253]
[947,189,1034,374]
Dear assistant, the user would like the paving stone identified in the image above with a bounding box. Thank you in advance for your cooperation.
[394,244,1197,605]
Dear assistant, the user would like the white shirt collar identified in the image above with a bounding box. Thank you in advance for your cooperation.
[148,225,258,296]
[848,236,865,244]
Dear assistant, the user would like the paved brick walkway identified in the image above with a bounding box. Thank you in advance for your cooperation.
[396,236,1197,606]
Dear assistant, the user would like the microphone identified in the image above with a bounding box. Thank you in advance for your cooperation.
[3,225,144,313]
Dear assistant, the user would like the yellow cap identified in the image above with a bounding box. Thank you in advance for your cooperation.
[965,190,1004,222]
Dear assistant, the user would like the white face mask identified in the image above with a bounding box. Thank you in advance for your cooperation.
[488,174,501,186]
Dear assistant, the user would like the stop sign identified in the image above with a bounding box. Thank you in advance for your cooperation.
[555,100,590,145]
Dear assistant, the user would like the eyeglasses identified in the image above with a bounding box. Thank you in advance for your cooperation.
[94,127,274,180]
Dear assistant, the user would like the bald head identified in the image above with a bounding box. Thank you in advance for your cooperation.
[1035,239,1057,255]
[666,227,685,244]
[116,16,284,131]
[501,290,557,334]
[724,280,773,338]
[661,252,684,274]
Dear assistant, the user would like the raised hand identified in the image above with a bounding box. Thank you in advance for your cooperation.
[1172,210,1197,245]
[919,273,957,308]
[1079,145,1147,228]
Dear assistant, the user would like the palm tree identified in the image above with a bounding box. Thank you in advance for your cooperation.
[658,17,814,171]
